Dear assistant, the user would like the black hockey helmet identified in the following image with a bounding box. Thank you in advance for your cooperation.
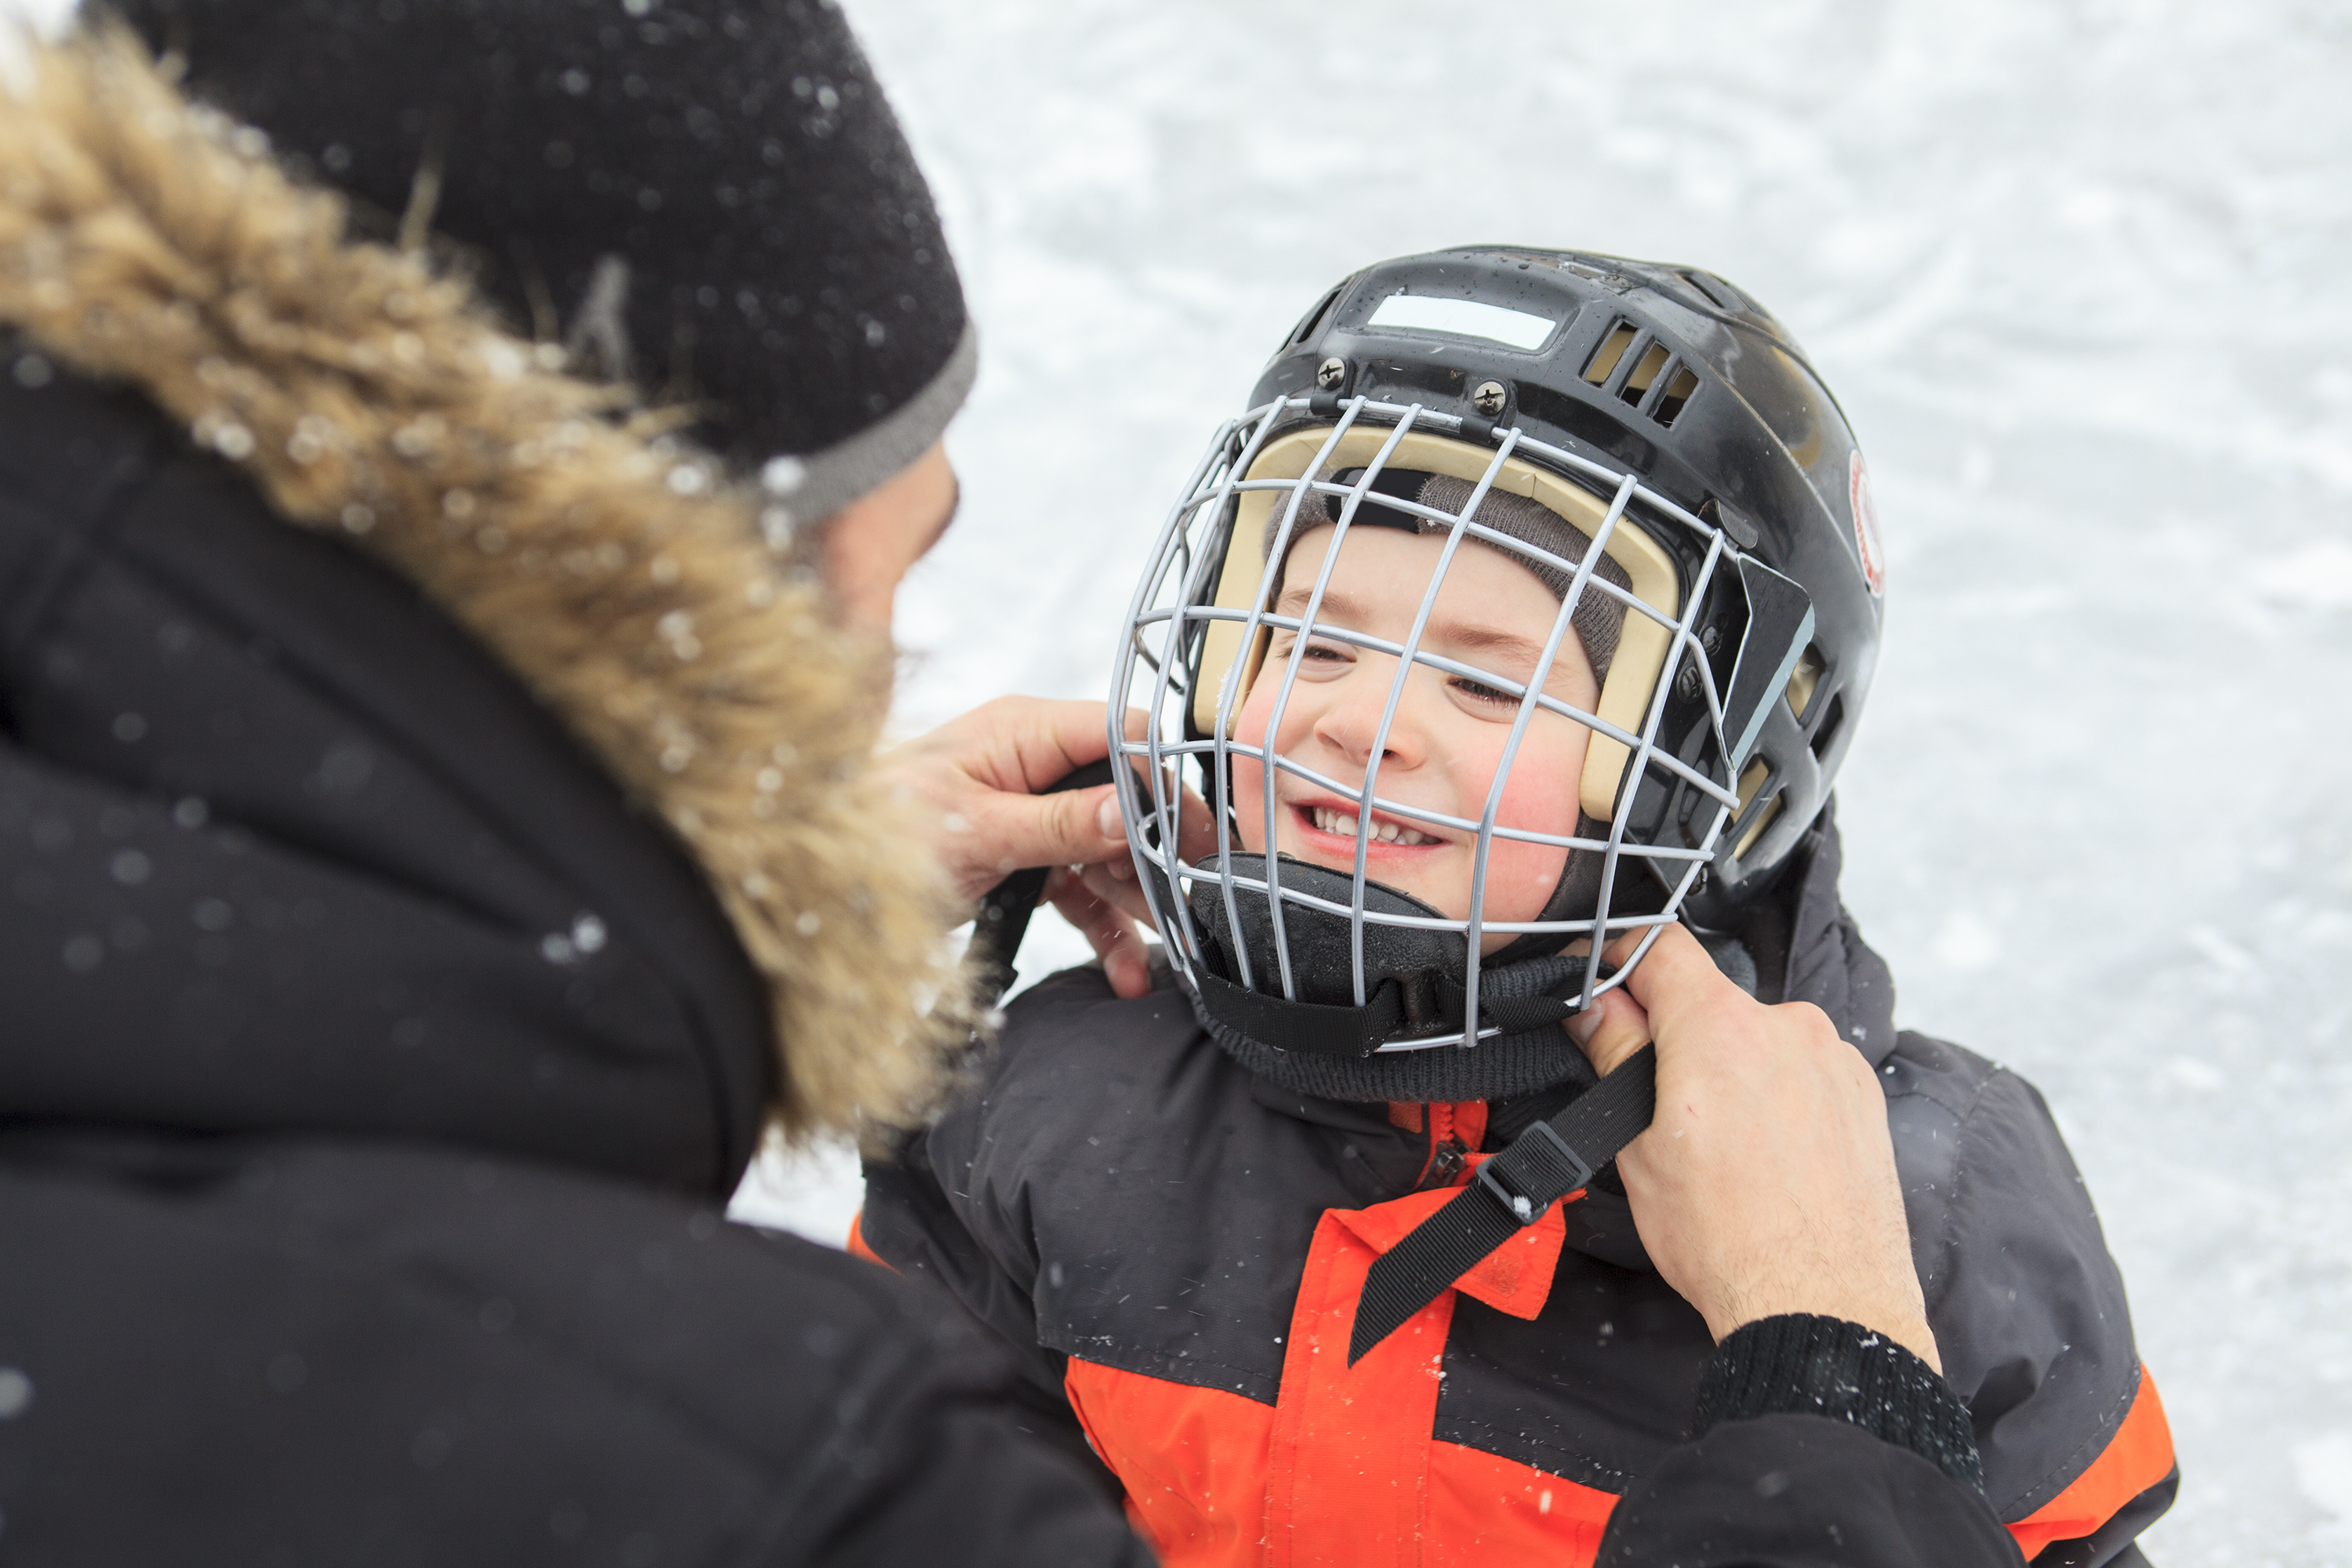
[1111,246,1883,1102]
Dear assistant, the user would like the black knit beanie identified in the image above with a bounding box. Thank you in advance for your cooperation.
[100,0,975,526]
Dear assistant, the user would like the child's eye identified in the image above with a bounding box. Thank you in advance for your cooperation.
[1293,636,1352,663]
[1453,677,1519,707]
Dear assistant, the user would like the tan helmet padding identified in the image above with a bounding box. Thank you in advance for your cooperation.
[1192,428,1680,822]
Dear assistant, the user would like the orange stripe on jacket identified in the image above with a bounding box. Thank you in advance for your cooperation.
[1424,1441,1616,1568]
[1068,1354,2171,1568]
[1263,1210,1457,1566]
[1063,1179,1596,1567]
[2005,1372,2175,1560]
[1054,1154,2168,1565]
[1065,1362,1275,1566]
[844,1210,891,1269]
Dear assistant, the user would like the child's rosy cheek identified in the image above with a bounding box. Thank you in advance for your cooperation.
[1491,758,1577,840]
[1483,769,1577,919]
[1479,837,1570,925]
[1228,755,1269,851]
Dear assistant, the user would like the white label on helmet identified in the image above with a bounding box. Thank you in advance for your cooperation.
[1849,450,1886,596]
[1367,293,1557,351]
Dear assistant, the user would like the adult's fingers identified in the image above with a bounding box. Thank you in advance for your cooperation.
[1045,869,1151,1000]
[1072,859,1156,927]
[1608,923,1750,1043]
[1113,773,1220,873]
[1000,700,1171,788]
[995,696,1123,791]
[962,782,1129,881]
[898,695,1119,794]
[951,701,1215,869]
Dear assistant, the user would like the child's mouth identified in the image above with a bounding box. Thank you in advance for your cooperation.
[1297,804,1443,848]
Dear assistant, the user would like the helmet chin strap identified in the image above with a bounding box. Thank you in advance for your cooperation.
[1163,852,1607,1104]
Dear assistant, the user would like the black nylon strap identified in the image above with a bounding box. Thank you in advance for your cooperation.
[1199,964,1588,1062]
[966,759,1117,1001]
[1435,975,1577,1036]
[1348,1044,1657,1364]
[1193,971,1410,1058]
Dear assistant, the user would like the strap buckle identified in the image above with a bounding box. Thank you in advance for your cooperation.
[1473,1121,1594,1228]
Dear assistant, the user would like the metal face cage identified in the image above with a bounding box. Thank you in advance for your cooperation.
[1111,392,1817,1055]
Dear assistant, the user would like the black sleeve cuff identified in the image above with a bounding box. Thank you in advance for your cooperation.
[1695,1314,1984,1492]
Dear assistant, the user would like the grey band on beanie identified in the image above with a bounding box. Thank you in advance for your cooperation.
[1263,468,1633,680]
[760,321,978,528]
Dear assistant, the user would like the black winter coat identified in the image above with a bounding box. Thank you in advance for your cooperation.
[0,359,1147,1565]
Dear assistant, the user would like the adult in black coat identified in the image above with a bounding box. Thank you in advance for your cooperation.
[0,13,1145,1565]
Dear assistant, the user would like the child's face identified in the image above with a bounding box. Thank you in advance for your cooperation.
[1229,524,1599,950]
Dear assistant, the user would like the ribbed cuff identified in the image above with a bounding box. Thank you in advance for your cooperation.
[1695,1314,1984,1491]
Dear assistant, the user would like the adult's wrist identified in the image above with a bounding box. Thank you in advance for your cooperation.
[1694,1313,1984,1491]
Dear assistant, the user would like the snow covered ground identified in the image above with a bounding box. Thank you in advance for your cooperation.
[5,0,2342,1556]
[755,2,2350,1561]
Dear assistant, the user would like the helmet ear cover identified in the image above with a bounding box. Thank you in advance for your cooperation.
[1188,427,1684,825]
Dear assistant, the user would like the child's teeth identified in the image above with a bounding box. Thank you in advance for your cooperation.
[1309,806,1436,846]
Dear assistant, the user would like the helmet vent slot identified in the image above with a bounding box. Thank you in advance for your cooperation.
[1730,758,1782,859]
[1733,793,1784,860]
[1583,322,1638,387]
[1287,285,1345,347]
[1679,270,1744,313]
[1807,692,1846,760]
[1619,343,1672,408]
[1652,366,1700,426]
[1784,642,1825,719]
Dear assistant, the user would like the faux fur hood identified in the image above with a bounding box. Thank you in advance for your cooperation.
[0,30,978,1149]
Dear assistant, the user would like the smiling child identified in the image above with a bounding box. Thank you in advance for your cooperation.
[859,248,2175,1567]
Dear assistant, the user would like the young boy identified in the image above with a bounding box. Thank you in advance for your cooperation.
[862,249,2176,1566]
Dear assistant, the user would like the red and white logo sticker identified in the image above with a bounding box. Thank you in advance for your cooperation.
[1849,450,1886,596]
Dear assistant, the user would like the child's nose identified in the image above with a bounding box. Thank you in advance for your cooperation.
[1310,659,1426,771]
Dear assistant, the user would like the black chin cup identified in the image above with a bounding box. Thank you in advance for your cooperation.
[1169,854,1592,1059]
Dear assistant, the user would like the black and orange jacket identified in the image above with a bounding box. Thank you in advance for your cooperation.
[862,823,2178,1566]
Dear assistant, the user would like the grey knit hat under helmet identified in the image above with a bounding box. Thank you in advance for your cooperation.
[1263,467,1633,680]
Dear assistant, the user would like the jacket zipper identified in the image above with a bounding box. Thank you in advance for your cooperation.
[1417,1133,1471,1191]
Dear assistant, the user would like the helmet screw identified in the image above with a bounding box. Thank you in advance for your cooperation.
[1316,357,1347,390]
[1676,661,1703,701]
[1472,379,1507,416]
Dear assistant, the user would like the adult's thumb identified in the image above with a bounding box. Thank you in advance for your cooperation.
[1566,987,1652,1077]
[977,782,1127,876]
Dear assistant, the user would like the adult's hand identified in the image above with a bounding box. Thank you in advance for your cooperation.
[1566,924,1940,1372]
[879,696,1214,999]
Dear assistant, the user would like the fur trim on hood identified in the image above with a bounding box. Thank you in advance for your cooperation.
[0,30,978,1149]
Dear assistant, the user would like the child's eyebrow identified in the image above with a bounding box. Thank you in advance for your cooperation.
[1431,620,1554,671]
[1275,585,1559,674]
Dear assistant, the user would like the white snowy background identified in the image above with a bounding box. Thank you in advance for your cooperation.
[5,0,2345,1560]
